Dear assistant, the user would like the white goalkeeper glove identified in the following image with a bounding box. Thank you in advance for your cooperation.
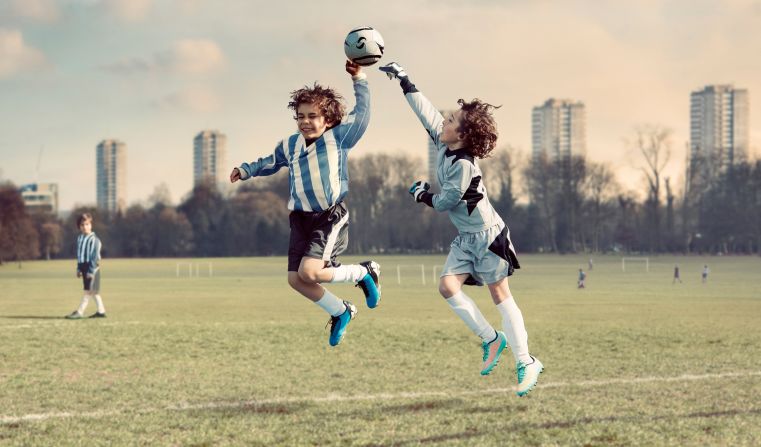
[409,180,430,202]
[379,62,408,80]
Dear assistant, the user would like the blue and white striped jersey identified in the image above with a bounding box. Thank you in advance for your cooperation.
[398,78,504,234]
[237,77,370,212]
[76,232,102,275]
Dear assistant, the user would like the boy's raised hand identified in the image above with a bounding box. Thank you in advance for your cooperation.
[345,60,362,77]
[230,167,241,183]
[379,62,407,80]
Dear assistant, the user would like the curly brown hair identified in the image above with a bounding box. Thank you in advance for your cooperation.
[456,98,501,159]
[288,83,345,129]
[76,212,92,228]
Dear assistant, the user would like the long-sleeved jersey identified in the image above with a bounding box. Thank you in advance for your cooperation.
[76,232,101,275]
[398,77,504,233]
[237,77,370,212]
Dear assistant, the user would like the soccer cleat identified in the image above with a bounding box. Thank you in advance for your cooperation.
[356,261,381,308]
[88,312,107,318]
[327,301,357,347]
[516,356,544,397]
[65,311,83,320]
[480,331,507,376]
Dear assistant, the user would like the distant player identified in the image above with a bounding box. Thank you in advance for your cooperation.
[230,61,379,347]
[702,264,709,283]
[588,258,594,271]
[65,213,107,319]
[673,264,682,284]
[380,62,542,397]
[577,268,586,289]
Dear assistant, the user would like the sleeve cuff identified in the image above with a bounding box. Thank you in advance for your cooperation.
[352,72,368,81]
[238,165,251,180]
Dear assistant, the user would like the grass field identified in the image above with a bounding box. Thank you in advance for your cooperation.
[1,254,760,446]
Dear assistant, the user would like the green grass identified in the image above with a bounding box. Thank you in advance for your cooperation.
[1,254,760,446]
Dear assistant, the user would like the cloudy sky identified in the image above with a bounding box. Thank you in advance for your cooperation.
[1,0,760,210]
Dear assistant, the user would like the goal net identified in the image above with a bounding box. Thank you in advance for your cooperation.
[621,257,649,272]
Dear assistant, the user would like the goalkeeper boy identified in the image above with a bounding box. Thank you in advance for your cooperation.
[380,62,543,396]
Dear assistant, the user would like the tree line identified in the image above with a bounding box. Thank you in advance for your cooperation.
[2,128,760,262]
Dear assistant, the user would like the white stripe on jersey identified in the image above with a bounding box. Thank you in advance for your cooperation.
[289,136,313,212]
[77,233,94,263]
[306,137,330,211]
[323,131,341,205]
[322,210,349,262]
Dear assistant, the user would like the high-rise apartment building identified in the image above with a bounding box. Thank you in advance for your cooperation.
[96,139,126,213]
[531,99,586,160]
[690,85,749,176]
[193,130,227,186]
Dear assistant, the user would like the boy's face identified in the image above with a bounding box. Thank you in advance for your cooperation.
[440,110,466,148]
[79,220,92,235]
[296,102,330,140]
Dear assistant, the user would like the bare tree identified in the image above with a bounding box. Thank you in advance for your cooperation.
[583,162,619,252]
[628,125,673,252]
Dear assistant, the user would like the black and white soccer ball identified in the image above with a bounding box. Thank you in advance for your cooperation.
[344,26,385,67]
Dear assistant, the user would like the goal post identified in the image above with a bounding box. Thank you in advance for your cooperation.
[621,257,649,272]
[396,264,426,285]
[176,261,214,278]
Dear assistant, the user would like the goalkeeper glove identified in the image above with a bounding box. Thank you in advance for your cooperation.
[409,180,430,202]
[379,62,408,80]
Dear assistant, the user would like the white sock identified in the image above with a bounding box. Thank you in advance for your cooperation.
[94,295,105,313]
[315,289,346,316]
[446,290,497,342]
[330,264,368,283]
[496,296,532,364]
[76,295,89,314]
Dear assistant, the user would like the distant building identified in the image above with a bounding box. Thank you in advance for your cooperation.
[531,98,586,160]
[193,130,227,187]
[96,139,127,213]
[690,85,749,177]
[20,183,59,214]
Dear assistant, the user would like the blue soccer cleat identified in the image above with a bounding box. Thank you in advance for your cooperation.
[328,301,357,347]
[356,261,381,308]
[516,356,544,397]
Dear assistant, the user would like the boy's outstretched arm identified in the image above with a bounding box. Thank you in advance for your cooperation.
[231,141,288,183]
[334,60,370,149]
[380,62,444,147]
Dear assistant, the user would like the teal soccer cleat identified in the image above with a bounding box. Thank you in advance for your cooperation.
[481,331,507,376]
[328,301,357,347]
[516,356,544,397]
[356,261,381,308]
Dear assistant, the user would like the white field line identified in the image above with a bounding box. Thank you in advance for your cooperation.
[2,370,760,425]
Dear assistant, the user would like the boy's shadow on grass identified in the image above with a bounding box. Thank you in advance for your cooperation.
[0,315,65,320]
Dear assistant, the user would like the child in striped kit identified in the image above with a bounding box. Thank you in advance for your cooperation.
[380,61,543,397]
[65,213,106,319]
[230,61,380,347]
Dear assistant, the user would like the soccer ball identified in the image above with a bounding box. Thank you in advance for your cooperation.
[344,26,385,66]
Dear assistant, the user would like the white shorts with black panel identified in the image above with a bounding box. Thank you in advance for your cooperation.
[440,224,520,286]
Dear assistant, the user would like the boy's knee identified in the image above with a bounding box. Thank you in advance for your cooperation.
[297,267,318,283]
[287,273,302,290]
[438,280,458,299]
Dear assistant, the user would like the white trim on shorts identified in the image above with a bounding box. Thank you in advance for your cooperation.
[322,211,349,263]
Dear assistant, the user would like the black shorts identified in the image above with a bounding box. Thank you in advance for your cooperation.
[288,202,349,271]
[78,263,101,292]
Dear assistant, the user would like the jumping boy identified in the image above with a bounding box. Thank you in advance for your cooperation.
[379,62,543,396]
[65,213,106,319]
[230,61,380,347]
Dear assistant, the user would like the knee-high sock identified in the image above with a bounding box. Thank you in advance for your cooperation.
[94,295,105,313]
[446,290,497,342]
[330,265,368,283]
[496,296,532,364]
[315,289,346,317]
[76,295,89,314]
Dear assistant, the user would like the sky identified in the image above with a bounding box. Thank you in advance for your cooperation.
[1,0,760,211]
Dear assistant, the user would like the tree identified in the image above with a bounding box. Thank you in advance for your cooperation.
[39,222,63,260]
[0,183,40,263]
[582,162,619,252]
[628,125,673,252]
